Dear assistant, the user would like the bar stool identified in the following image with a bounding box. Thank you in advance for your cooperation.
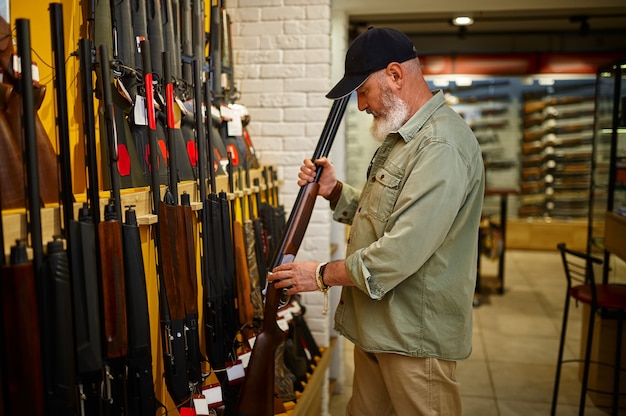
[551,243,626,415]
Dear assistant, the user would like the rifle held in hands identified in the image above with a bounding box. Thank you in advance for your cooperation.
[235,95,349,416]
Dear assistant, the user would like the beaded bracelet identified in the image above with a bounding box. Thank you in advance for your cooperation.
[315,262,330,315]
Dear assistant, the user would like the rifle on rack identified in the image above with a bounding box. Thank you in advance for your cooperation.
[252,178,269,290]
[74,38,106,416]
[521,133,592,155]
[99,43,160,416]
[522,123,593,142]
[0,20,46,415]
[92,45,130,416]
[47,6,81,414]
[159,49,203,386]
[141,39,191,405]
[236,95,350,416]
[523,95,594,115]
[243,170,266,328]
[195,62,242,413]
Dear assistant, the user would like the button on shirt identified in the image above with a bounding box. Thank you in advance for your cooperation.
[332,90,485,360]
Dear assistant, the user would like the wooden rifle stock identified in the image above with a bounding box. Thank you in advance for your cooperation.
[96,47,130,414]
[142,40,191,404]
[162,50,202,385]
[235,96,349,415]
[0,241,45,415]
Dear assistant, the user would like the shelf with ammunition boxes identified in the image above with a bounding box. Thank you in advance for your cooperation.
[588,59,626,283]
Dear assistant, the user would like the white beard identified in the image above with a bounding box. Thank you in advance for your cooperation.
[370,86,409,142]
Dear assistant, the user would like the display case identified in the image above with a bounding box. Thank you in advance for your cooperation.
[587,59,626,282]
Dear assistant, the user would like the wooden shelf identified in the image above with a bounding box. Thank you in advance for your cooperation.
[290,337,336,416]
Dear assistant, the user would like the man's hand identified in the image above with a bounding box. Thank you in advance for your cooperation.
[297,157,337,198]
[269,262,319,295]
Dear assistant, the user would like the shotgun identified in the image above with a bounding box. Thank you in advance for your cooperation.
[252,178,269,291]
[0,20,46,415]
[523,95,593,115]
[196,56,226,375]
[521,134,592,155]
[141,39,191,405]
[196,60,242,413]
[99,43,159,415]
[160,50,203,385]
[235,95,349,416]
[75,38,105,416]
[96,45,130,415]
[47,5,79,413]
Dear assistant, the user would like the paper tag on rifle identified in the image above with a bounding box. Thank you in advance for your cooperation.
[180,408,197,416]
[248,335,256,349]
[202,383,224,409]
[220,105,243,136]
[226,360,245,384]
[192,394,210,415]
[288,301,302,316]
[277,308,293,322]
[134,95,148,126]
[239,350,252,369]
[277,317,290,332]
[176,97,189,115]
[12,55,40,82]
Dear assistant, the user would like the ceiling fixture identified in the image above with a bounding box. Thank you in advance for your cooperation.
[452,15,474,26]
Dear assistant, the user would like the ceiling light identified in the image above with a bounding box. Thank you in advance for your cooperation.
[452,16,474,26]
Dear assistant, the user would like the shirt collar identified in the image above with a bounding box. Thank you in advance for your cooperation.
[397,90,446,143]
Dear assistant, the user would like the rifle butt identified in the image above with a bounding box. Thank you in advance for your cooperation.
[44,238,79,413]
[70,219,104,372]
[235,330,285,416]
[163,319,191,404]
[98,217,128,359]
[121,213,157,415]
[1,260,45,415]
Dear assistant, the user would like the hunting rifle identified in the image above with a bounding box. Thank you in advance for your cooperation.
[141,39,191,405]
[99,43,159,415]
[0,20,46,415]
[235,95,349,416]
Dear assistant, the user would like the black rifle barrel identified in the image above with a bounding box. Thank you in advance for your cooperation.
[79,38,101,224]
[50,3,74,235]
[16,19,43,273]
[98,45,123,217]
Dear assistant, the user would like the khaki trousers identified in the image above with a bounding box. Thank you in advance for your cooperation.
[346,346,462,416]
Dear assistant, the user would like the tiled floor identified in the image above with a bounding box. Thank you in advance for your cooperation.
[328,249,625,415]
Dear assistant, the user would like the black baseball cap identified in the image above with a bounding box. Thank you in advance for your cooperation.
[326,27,418,99]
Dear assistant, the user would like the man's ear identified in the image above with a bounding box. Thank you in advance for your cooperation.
[387,62,403,84]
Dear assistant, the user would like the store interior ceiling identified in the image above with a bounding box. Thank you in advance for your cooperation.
[336,2,626,55]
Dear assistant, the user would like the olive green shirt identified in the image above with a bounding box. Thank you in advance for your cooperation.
[332,90,484,360]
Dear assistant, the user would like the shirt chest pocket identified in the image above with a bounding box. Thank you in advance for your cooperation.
[366,167,402,222]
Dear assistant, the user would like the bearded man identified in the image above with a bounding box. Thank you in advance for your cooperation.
[269,27,485,415]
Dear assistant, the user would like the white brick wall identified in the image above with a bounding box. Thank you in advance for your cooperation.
[230,0,334,345]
